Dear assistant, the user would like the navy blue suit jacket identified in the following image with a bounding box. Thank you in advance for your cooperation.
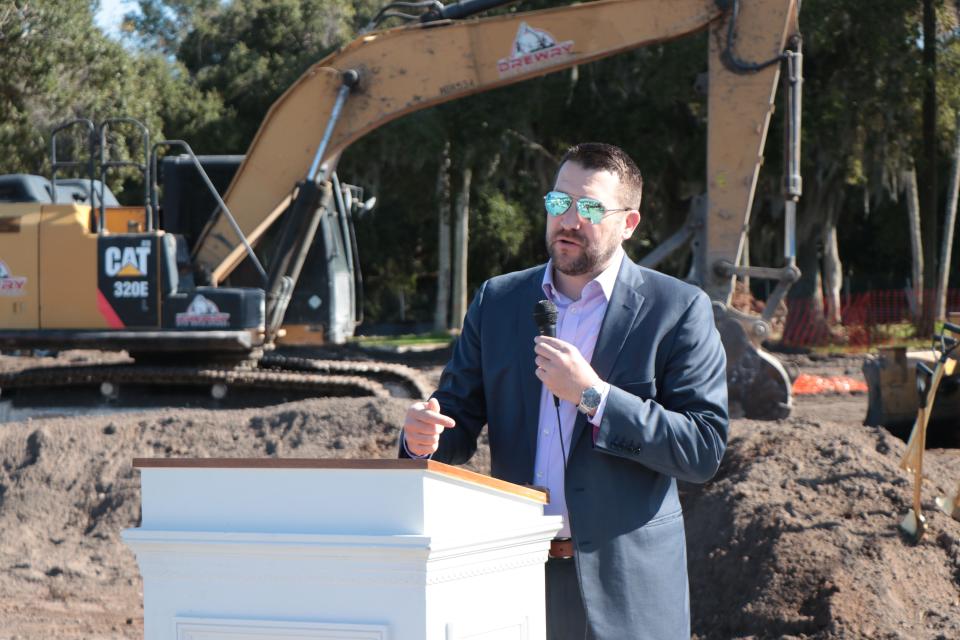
[404,256,728,639]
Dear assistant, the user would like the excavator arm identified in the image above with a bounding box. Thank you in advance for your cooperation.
[193,0,800,419]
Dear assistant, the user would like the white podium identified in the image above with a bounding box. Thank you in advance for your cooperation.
[123,458,562,640]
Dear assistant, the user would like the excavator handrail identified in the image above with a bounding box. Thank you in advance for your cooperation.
[97,117,151,232]
[50,118,96,208]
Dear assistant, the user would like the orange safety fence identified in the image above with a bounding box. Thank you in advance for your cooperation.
[776,288,960,348]
[792,373,868,395]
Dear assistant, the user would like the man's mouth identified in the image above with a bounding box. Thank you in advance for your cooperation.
[554,234,583,247]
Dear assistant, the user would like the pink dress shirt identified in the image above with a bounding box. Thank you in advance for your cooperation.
[534,249,622,537]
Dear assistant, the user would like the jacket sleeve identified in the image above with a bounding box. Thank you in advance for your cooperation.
[398,281,488,464]
[592,291,728,483]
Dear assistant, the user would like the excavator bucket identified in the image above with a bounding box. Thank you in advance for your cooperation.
[714,304,792,420]
[863,347,960,431]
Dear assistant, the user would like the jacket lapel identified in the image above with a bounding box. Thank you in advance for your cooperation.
[571,258,646,450]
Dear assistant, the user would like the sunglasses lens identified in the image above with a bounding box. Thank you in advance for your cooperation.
[578,199,605,224]
[544,191,572,217]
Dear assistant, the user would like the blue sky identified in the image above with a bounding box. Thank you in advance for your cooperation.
[95,0,135,38]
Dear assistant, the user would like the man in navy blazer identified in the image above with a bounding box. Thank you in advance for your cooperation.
[402,143,728,639]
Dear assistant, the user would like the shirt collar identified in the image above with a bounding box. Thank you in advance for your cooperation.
[542,247,624,304]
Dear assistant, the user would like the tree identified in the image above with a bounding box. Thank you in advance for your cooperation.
[0,0,220,200]
[782,0,934,344]
[936,114,960,321]
[433,142,452,332]
[918,0,939,332]
[125,0,221,55]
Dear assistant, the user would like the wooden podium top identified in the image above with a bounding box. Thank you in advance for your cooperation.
[133,458,547,504]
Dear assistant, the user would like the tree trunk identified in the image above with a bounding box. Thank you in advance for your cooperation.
[920,0,938,333]
[433,142,452,333]
[785,234,828,345]
[783,159,841,346]
[822,205,842,325]
[451,165,473,331]
[935,117,960,322]
[904,166,924,321]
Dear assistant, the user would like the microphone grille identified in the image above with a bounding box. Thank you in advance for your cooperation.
[533,299,558,324]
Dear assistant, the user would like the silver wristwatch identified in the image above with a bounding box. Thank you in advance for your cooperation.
[577,384,603,415]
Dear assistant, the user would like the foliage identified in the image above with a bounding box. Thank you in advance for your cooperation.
[130,0,382,152]
[7,0,960,327]
[124,0,221,55]
[0,0,221,201]
[771,0,960,342]
[352,332,453,346]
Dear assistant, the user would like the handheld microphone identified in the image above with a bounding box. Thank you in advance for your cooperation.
[533,300,560,407]
[533,299,557,337]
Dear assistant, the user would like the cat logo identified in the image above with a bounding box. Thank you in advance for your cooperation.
[0,259,26,296]
[104,243,151,278]
[497,23,574,77]
[175,295,231,327]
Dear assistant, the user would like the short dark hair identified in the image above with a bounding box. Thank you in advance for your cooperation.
[557,142,643,210]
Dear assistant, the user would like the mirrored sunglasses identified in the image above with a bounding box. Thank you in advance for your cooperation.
[543,190,632,224]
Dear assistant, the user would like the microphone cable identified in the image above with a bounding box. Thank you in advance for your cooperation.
[554,396,590,640]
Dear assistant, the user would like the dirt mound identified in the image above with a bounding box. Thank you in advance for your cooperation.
[686,397,960,639]
[0,351,958,639]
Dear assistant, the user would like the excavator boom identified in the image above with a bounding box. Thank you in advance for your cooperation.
[195,0,795,280]
[193,0,800,419]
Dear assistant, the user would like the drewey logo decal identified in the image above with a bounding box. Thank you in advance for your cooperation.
[0,260,26,296]
[176,295,231,328]
[498,23,575,77]
[104,242,151,277]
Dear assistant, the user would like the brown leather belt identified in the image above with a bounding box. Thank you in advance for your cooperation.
[549,538,574,559]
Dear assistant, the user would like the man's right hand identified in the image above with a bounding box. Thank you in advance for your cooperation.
[403,397,456,457]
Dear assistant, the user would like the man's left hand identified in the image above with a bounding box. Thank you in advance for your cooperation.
[534,335,601,405]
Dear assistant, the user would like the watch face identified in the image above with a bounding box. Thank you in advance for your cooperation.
[581,386,602,410]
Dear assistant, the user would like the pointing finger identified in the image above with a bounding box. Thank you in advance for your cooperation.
[420,398,455,428]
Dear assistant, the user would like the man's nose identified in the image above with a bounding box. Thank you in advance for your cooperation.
[559,203,581,229]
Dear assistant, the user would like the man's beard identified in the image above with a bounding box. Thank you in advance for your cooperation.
[547,230,619,277]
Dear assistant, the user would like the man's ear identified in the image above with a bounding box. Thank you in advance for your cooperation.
[621,210,641,240]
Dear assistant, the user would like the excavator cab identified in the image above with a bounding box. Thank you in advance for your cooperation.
[158,154,366,346]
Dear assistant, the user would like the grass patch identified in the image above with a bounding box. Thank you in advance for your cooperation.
[799,321,955,356]
[353,332,453,348]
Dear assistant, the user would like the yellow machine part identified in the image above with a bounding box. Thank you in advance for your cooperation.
[97,206,148,234]
[0,203,153,330]
[39,204,108,328]
[0,204,42,328]
[275,323,326,346]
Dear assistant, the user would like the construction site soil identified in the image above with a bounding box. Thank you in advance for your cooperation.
[1,348,959,639]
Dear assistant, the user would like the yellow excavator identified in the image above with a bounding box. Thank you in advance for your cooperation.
[0,0,801,415]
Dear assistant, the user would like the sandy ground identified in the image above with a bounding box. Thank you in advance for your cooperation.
[0,350,958,639]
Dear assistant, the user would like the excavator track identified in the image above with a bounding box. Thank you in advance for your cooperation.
[0,356,432,400]
[260,354,433,399]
